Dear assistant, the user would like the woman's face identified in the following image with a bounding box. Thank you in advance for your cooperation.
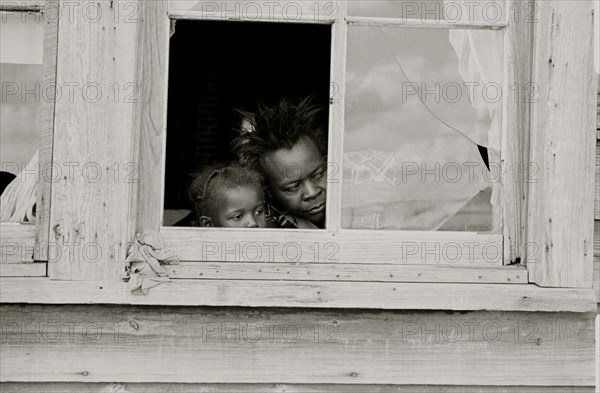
[261,136,327,228]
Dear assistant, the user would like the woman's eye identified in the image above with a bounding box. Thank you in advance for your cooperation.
[312,169,325,180]
[285,184,299,193]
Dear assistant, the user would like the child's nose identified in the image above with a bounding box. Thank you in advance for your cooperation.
[246,216,258,228]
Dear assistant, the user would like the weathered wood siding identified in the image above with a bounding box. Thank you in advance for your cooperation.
[0,305,597,387]
[47,0,138,281]
[1,1,599,392]
[0,384,595,393]
[596,79,600,300]
[527,0,597,287]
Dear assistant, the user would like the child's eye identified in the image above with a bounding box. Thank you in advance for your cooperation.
[255,206,265,216]
[231,214,243,221]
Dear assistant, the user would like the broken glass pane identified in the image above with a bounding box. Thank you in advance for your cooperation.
[342,26,503,231]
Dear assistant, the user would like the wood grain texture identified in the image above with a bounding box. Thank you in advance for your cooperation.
[167,263,527,284]
[0,1,42,12]
[346,16,507,29]
[168,0,340,23]
[325,0,345,230]
[0,263,45,277]
[0,383,594,392]
[595,220,599,257]
[596,77,600,301]
[0,305,595,385]
[0,277,595,312]
[48,0,139,281]
[502,0,534,265]
[0,223,36,264]
[161,227,504,266]
[595,256,599,302]
[527,1,598,287]
[596,141,599,219]
[36,0,58,263]
[133,0,169,232]
[169,11,334,24]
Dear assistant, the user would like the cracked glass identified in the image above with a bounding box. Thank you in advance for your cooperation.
[342,26,504,231]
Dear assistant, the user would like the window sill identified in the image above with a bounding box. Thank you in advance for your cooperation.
[0,277,596,312]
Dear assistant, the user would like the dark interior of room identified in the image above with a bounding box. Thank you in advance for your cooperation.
[164,20,332,215]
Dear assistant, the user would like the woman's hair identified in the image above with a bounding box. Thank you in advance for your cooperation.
[188,163,264,219]
[231,96,327,173]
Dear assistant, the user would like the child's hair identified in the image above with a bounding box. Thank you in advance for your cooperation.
[231,96,327,173]
[188,163,264,220]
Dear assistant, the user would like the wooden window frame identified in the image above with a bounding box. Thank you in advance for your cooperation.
[0,0,597,312]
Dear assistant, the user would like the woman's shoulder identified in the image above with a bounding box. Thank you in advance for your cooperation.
[292,216,319,229]
[266,204,318,229]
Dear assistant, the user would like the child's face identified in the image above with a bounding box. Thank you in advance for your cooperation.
[209,186,267,228]
[261,136,327,228]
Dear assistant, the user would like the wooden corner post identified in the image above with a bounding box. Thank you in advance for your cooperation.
[528,0,598,287]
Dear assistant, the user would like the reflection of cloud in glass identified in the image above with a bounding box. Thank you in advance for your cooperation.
[1,64,42,172]
[348,0,446,20]
[348,0,506,23]
[345,26,495,150]
[1,12,44,172]
[0,13,43,64]
[343,25,502,231]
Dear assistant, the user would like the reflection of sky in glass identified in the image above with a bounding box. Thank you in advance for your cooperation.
[345,27,495,153]
[348,0,507,22]
[1,12,43,172]
[343,26,503,231]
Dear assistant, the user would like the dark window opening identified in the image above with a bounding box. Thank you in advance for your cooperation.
[164,20,331,226]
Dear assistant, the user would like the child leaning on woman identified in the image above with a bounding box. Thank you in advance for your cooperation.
[188,163,273,228]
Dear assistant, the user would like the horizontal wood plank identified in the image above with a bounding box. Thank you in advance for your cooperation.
[161,227,504,266]
[0,384,594,393]
[0,3,42,12]
[345,16,507,29]
[168,263,527,284]
[0,223,36,264]
[168,2,339,23]
[169,9,335,24]
[0,263,45,277]
[0,305,595,385]
[0,278,595,312]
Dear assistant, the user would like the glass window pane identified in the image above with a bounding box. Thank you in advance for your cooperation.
[343,26,504,231]
[0,11,43,222]
[348,0,507,23]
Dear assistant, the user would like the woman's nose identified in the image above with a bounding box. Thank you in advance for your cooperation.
[303,180,321,200]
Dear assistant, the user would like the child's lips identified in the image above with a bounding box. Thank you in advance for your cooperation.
[306,203,325,215]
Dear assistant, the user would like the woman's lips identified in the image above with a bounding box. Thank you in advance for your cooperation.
[306,203,325,215]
